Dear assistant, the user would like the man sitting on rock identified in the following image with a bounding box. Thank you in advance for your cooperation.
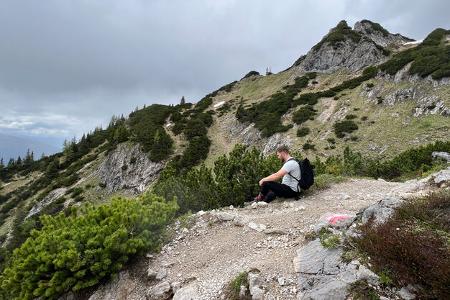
[253,145,301,202]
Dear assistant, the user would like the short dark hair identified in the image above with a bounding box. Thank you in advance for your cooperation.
[276,145,290,154]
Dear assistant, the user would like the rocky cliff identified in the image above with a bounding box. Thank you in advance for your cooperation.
[293,20,413,72]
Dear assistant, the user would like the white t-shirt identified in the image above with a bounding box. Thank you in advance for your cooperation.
[282,158,301,192]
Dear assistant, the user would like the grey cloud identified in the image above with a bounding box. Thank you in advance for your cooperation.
[0,0,448,141]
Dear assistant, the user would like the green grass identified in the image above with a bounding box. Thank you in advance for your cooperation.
[223,271,250,300]
[319,228,341,248]
[349,280,380,300]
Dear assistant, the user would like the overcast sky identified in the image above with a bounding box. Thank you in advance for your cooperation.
[0,0,449,150]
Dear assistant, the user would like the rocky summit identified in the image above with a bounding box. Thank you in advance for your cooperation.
[293,20,413,72]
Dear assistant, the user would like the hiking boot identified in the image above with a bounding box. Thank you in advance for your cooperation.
[253,194,264,202]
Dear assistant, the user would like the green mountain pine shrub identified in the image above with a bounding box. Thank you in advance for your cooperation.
[0,193,178,299]
[379,28,450,80]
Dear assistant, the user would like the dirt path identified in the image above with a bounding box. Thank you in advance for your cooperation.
[89,177,428,300]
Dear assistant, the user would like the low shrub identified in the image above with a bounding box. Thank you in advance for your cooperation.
[326,137,336,144]
[293,106,316,125]
[303,143,316,151]
[236,74,315,136]
[297,127,311,137]
[355,191,450,298]
[154,145,279,213]
[0,193,178,299]
[128,104,174,161]
[334,120,358,138]
[379,28,450,80]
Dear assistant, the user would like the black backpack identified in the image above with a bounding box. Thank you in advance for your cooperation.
[287,158,314,191]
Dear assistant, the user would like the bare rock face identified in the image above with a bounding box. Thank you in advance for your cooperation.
[353,20,413,48]
[262,133,292,156]
[361,82,450,117]
[293,20,413,73]
[293,20,390,73]
[26,187,67,219]
[361,196,404,225]
[294,239,379,300]
[97,143,164,194]
[413,96,450,117]
[298,37,386,72]
[384,87,419,106]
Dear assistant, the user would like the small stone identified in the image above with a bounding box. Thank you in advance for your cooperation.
[239,285,248,298]
[161,261,174,268]
[257,201,268,207]
[432,151,450,162]
[398,285,416,300]
[156,268,168,280]
[147,268,157,279]
[172,284,200,299]
[357,265,379,285]
[277,277,286,286]
[433,168,450,187]
[248,270,265,300]
[248,222,259,231]
[233,215,247,227]
[215,212,235,222]
[147,281,172,300]
[248,222,266,232]
[171,281,181,293]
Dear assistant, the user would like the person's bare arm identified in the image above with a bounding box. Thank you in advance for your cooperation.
[259,167,287,186]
